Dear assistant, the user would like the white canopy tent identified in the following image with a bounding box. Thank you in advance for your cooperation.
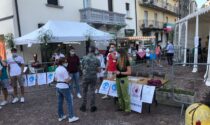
[14,20,114,45]
[175,6,210,86]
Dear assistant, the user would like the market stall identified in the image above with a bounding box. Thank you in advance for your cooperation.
[98,76,168,113]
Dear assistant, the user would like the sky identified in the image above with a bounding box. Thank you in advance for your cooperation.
[196,0,206,8]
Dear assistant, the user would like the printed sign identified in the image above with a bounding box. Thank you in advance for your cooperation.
[47,72,55,84]
[130,83,143,102]
[130,100,142,113]
[99,80,112,95]
[27,74,36,87]
[141,85,155,104]
[108,82,118,97]
[37,73,47,85]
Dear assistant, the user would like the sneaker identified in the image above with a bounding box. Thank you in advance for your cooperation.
[20,97,25,103]
[58,115,67,122]
[77,93,82,99]
[90,106,97,112]
[102,95,109,99]
[80,105,86,112]
[0,101,8,106]
[68,116,79,123]
[12,97,19,104]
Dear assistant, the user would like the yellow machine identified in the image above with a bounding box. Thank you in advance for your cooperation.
[185,103,210,125]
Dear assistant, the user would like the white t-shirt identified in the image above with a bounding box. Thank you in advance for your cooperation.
[55,53,65,60]
[146,48,150,57]
[7,55,24,77]
[96,54,105,78]
[55,65,70,89]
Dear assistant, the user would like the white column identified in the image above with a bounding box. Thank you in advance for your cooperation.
[178,23,182,62]
[205,30,210,86]
[183,21,188,66]
[192,15,199,73]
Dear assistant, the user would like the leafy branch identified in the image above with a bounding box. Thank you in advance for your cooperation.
[4,33,14,49]
[38,29,53,45]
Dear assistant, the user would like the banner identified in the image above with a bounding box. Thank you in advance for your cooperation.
[47,72,55,84]
[99,80,112,95]
[108,82,118,97]
[141,85,155,104]
[37,73,47,85]
[27,74,36,87]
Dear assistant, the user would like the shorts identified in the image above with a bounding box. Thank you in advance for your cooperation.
[0,79,9,89]
[156,54,161,60]
[11,75,24,87]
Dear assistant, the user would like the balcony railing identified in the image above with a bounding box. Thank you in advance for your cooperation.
[79,8,126,26]
[139,0,179,15]
[139,20,164,29]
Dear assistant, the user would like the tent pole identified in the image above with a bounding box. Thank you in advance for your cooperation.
[192,15,199,73]
[183,21,188,66]
[178,23,181,62]
[205,29,210,86]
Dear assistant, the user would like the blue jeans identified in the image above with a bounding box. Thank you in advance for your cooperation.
[56,87,74,118]
[70,72,80,94]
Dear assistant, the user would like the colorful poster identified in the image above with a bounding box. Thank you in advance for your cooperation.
[130,100,142,113]
[141,85,155,104]
[37,73,47,85]
[22,75,27,87]
[27,74,36,87]
[99,80,111,95]
[130,83,143,102]
[108,82,118,97]
[47,72,55,84]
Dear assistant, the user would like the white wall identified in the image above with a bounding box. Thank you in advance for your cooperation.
[17,0,83,35]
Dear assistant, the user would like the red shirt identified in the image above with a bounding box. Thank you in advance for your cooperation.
[107,52,117,72]
[67,55,80,73]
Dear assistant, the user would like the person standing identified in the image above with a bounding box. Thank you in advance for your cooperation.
[7,48,25,103]
[102,43,118,99]
[115,48,131,115]
[166,42,174,65]
[95,48,105,93]
[0,62,2,109]
[0,56,9,106]
[155,43,163,67]
[80,46,100,112]
[55,58,79,123]
[66,47,82,99]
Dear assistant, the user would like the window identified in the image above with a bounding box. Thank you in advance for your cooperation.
[108,0,113,12]
[47,0,58,5]
[126,3,130,17]
[83,0,91,8]
[154,13,158,26]
[144,11,148,26]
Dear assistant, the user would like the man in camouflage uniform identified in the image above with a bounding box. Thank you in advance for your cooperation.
[80,46,100,112]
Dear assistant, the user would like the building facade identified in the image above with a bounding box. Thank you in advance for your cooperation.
[0,0,136,62]
[136,0,179,46]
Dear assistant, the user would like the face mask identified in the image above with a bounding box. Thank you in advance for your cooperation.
[109,48,115,52]
[70,51,75,55]
[12,53,18,57]
[95,50,99,55]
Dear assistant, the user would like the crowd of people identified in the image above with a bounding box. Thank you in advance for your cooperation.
[0,41,174,123]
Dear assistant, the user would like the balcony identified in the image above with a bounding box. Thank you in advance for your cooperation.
[139,0,179,16]
[79,8,126,27]
[139,20,164,30]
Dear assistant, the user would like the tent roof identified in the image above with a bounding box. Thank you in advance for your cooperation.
[177,6,210,24]
[15,20,114,45]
